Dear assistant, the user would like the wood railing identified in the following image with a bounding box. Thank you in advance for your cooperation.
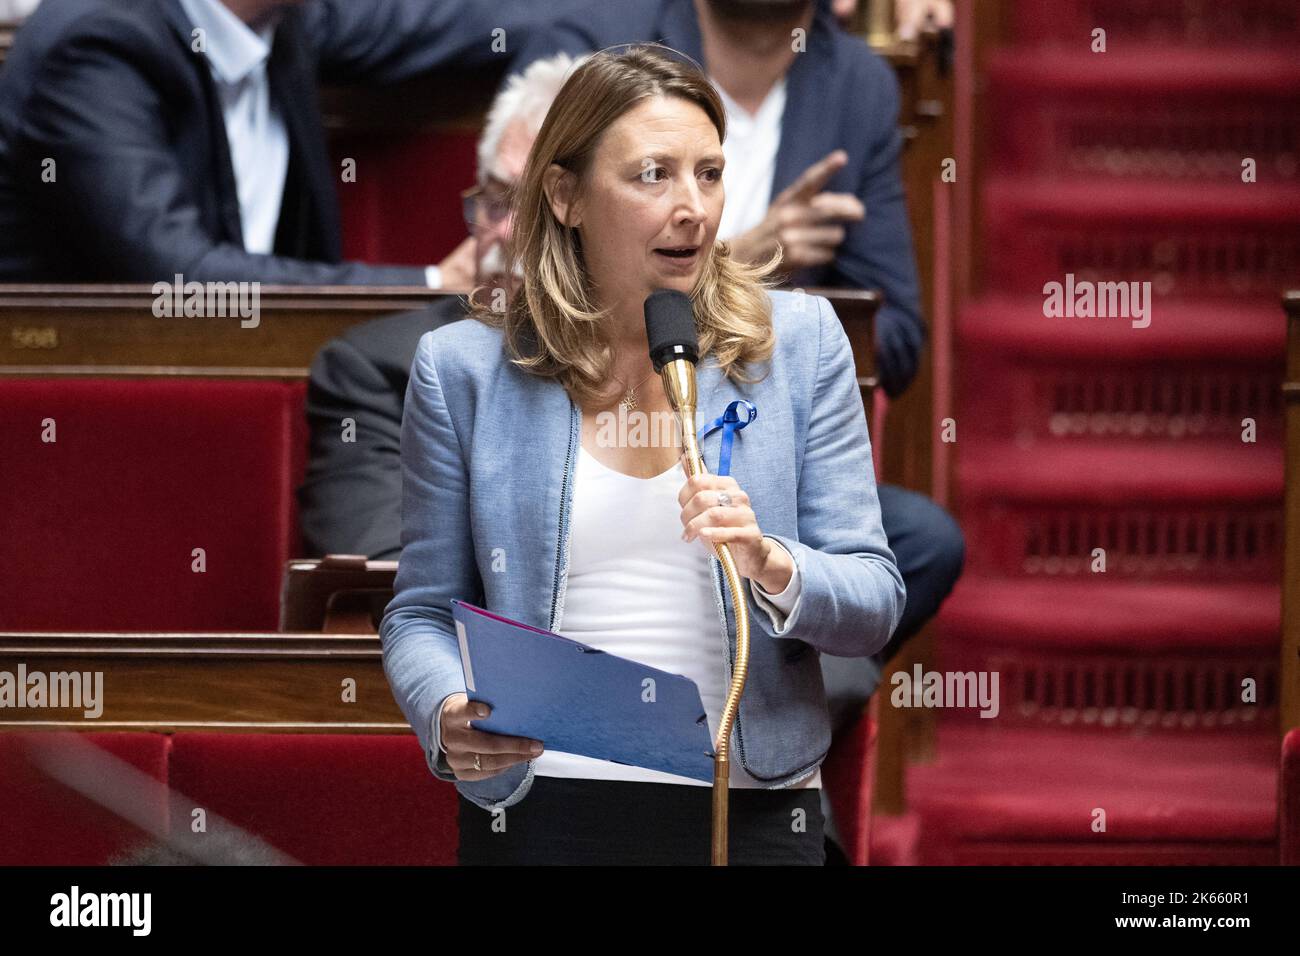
[1283,289,1300,737]
[0,285,450,376]
[0,631,404,733]
[851,2,957,815]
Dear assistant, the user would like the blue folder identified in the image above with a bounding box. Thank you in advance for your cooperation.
[450,599,716,782]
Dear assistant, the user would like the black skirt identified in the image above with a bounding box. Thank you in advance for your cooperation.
[457,775,825,866]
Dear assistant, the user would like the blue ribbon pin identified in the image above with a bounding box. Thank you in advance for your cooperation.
[696,400,757,477]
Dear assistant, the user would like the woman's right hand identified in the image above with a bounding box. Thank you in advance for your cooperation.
[438,693,544,781]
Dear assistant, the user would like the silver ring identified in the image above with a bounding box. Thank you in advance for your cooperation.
[716,492,733,508]
[473,753,481,772]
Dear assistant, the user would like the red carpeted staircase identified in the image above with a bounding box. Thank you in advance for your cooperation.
[886,0,1297,865]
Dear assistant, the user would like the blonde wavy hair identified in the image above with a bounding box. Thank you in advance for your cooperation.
[470,44,780,408]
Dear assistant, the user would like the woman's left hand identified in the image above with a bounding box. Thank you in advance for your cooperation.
[677,452,794,593]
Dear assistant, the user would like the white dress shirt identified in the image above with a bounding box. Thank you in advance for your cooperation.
[179,0,288,256]
[715,77,788,242]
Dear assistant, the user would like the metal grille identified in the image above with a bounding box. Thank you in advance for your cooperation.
[1020,507,1281,578]
[1039,368,1282,440]
[1059,108,1298,182]
[985,655,1278,730]
[1051,231,1300,298]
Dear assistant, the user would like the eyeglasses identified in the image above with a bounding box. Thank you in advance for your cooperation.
[461,185,512,230]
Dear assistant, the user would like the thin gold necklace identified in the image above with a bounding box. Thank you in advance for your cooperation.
[617,369,657,411]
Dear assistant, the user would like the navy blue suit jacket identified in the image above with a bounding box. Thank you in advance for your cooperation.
[510,0,925,396]
[0,0,542,285]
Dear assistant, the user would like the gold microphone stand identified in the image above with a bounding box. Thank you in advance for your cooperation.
[660,360,751,867]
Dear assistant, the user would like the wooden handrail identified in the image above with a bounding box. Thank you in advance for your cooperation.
[0,631,406,733]
[0,284,455,375]
[1282,290,1300,737]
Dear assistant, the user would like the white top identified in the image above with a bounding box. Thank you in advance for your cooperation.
[530,444,820,789]
[715,77,788,242]
[0,0,39,18]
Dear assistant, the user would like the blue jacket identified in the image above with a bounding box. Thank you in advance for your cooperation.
[379,290,906,811]
[508,0,925,398]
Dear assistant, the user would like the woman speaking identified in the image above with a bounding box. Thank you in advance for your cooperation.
[380,45,905,866]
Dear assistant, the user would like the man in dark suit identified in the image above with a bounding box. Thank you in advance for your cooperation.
[0,0,549,284]
[299,299,466,556]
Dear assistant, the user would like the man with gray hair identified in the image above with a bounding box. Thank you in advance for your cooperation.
[431,53,586,290]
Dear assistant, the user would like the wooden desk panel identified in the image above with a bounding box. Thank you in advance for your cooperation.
[0,632,409,734]
[0,285,455,376]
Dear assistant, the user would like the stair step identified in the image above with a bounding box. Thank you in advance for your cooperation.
[986,178,1300,224]
[958,297,1285,445]
[959,296,1283,358]
[982,179,1300,300]
[905,724,1277,854]
[937,577,1278,651]
[955,441,1282,581]
[987,47,1300,93]
[984,48,1300,183]
[1007,0,1300,51]
[958,440,1281,503]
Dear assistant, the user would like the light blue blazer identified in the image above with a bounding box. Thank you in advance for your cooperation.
[379,289,906,811]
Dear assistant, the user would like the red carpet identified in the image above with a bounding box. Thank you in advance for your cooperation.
[909,0,1292,864]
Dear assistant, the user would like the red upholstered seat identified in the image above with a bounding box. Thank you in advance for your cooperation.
[0,378,307,631]
[334,130,478,266]
[168,733,458,866]
[0,733,171,865]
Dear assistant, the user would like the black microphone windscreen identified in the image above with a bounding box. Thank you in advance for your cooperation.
[644,289,699,371]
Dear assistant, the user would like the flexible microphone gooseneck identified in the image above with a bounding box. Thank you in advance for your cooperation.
[644,289,751,868]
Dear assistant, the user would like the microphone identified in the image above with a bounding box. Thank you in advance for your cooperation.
[643,289,750,867]
[644,289,703,476]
